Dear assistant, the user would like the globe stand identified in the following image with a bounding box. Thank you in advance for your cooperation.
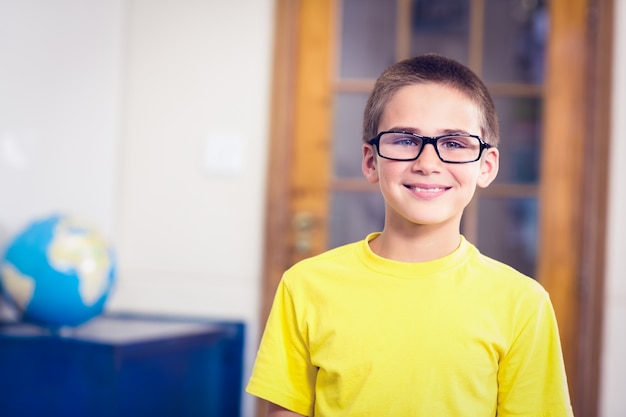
[0,294,19,323]
[0,293,100,338]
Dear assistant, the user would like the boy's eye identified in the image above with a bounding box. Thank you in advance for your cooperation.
[392,135,421,147]
[439,136,471,149]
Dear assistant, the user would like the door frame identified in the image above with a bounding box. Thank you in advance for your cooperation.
[259,1,613,415]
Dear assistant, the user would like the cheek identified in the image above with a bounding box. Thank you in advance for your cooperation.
[449,166,482,189]
[381,159,411,174]
[377,163,407,184]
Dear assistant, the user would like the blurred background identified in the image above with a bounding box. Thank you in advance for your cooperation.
[0,1,624,416]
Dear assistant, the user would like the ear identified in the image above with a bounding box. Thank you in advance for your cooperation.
[477,147,499,188]
[362,144,379,184]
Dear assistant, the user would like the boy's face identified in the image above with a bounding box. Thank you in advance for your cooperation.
[361,82,499,230]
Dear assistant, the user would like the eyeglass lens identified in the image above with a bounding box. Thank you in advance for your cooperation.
[378,132,482,162]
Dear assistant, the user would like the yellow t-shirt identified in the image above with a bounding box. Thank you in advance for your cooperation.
[247,234,573,417]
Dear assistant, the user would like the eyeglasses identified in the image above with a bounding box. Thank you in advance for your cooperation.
[368,131,492,164]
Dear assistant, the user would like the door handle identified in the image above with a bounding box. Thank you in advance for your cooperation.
[293,212,315,254]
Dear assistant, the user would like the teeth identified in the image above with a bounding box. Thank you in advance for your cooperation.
[413,187,445,192]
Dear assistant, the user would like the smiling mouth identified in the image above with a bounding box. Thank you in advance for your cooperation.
[406,185,450,193]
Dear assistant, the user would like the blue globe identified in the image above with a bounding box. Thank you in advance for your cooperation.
[0,214,116,328]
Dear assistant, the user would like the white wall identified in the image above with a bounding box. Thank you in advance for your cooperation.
[600,0,626,416]
[109,0,272,324]
[108,2,274,415]
[0,0,123,242]
[0,1,274,416]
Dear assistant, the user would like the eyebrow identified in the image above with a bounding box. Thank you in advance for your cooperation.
[387,127,474,136]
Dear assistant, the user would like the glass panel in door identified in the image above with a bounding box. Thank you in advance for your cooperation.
[410,0,471,65]
[482,0,548,84]
[339,0,397,78]
[492,97,542,184]
[476,197,539,277]
[332,92,370,178]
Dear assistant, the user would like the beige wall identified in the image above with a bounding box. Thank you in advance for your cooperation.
[0,0,123,240]
[108,2,274,416]
[111,0,273,320]
[0,1,274,416]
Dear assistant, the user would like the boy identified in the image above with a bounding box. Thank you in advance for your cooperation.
[247,54,573,416]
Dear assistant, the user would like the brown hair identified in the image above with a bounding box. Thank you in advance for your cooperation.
[362,54,500,147]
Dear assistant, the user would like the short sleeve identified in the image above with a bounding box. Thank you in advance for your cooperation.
[497,291,574,416]
[246,278,317,416]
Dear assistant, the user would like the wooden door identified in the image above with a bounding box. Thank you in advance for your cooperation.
[261,0,612,415]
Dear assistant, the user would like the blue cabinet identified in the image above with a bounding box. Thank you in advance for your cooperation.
[0,314,244,417]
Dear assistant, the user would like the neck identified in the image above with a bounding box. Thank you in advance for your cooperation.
[369,220,462,263]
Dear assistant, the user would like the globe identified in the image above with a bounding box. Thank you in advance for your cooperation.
[0,214,116,328]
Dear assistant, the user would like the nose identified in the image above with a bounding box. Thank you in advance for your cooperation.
[412,143,441,173]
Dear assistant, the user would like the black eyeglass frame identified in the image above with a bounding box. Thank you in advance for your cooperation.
[368,130,492,164]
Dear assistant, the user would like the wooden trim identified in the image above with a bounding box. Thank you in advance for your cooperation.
[539,3,614,415]
[576,0,613,415]
[477,184,538,198]
[260,0,336,320]
[396,0,412,60]
[330,178,381,192]
[334,79,377,92]
[487,84,544,97]
[335,80,544,96]
[468,0,485,73]
[538,0,589,413]
[289,0,335,264]
[257,2,301,415]
[462,0,485,244]
[333,0,343,80]
[260,0,300,330]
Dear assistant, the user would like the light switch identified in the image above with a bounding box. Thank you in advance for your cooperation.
[203,132,245,176]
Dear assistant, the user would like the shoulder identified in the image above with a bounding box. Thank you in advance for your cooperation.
[472,248,543,284]
[278,239,369,300]
[464,247,550,304]
[285,240,363,276]
[461,249,560,344]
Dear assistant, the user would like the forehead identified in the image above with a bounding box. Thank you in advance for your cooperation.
[379,83,481,134]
